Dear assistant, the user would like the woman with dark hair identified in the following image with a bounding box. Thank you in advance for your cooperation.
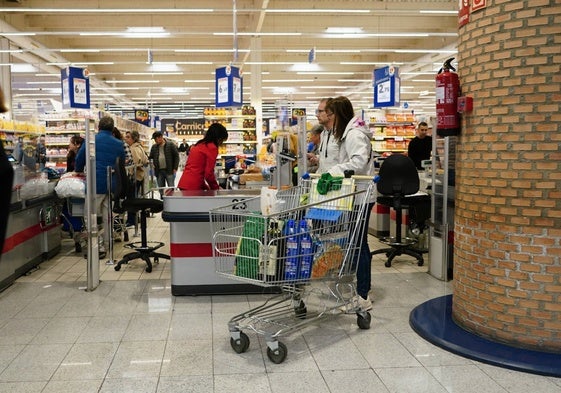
[112,126,133,166]
[322,96,376,312]
[66,135,84,172]
[177,123,228,190]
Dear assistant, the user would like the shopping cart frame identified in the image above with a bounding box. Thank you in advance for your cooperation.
[209,176,376,364]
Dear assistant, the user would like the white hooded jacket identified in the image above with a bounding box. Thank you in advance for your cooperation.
[316,128,340,174]
[327,116,374,176]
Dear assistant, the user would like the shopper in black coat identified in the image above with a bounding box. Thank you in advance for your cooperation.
[407,121,432,170]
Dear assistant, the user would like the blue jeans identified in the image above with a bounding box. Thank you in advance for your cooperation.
[356,202,374,298]
[156,170,174,197]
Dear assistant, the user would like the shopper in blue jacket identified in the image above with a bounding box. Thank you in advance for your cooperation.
[75,116,126,259]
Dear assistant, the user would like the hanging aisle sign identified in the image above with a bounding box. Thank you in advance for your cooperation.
[373,66,400,108]
[215,65,243,107]
[61,66,90,109]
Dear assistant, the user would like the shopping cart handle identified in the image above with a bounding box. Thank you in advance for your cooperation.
[302,172,380,183]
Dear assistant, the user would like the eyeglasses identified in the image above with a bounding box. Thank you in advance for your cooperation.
[315,109,326,115]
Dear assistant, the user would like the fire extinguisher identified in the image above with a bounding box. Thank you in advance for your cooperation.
[435,58,460,136]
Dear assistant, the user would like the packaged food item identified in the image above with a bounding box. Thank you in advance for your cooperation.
[311,244,344,278]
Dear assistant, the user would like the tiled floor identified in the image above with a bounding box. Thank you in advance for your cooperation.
[2,214,561,392]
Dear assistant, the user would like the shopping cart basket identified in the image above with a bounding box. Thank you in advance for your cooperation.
[209,175,376,364]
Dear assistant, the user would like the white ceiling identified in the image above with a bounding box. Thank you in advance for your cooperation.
[0,0,458,120]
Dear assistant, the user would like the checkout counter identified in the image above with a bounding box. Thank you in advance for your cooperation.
[1,168,62,292]
[163,188,281,296]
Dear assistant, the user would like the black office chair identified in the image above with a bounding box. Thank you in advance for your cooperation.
[114,197,170,273]
[371,154,425,267]
[112,158,170,273]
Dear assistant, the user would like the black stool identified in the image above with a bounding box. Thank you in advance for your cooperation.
[114,198,170,273]
[370,154,425,268]
[372,194,429,267]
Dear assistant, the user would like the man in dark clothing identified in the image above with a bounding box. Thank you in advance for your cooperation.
[178,139,190,154]
[407,121,432,170]
[149,131,179,198]
[177,139,189,170]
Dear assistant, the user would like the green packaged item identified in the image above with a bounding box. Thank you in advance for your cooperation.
[316,173,344,195]
[235,214,266,279]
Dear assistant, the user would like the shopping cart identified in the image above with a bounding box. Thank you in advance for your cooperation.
[60,197,86,253]
[209,175,376,364]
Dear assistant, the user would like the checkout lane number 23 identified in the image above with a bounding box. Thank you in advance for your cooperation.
[231,198,248,210]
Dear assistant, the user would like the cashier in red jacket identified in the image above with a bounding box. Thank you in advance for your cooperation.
[177,123,228,190]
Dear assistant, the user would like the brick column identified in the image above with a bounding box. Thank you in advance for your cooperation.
[453,0,561,352]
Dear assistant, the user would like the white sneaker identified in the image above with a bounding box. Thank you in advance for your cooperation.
[340,294,372,312]
[357,295,373,312]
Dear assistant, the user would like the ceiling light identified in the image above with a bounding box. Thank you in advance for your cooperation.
[11,64,39,73]
[325,27,364,34]
[337,79,371,83]
[265,9,370,14]
[289,63,320,72]
[174,49,249,53]
[286,49,361,53]
[124,27,170,38]
[340,62,396,66]
[60,49,101,53]
[109,80,161,84]
[0,8,214,13]
[126,27,165,33]
[213,32,301,36]
[263,79,314,83]
[0,32,36,36]
[297,71,354,75]
[394,49,457,54]
[91,93,126,96]
[72,62,114,66]
[91,87,140,90]
[26,81,61,85]
[419,10,458,15]
[125,72,184,76]
[300,86,342,89]
[149,63,180,72]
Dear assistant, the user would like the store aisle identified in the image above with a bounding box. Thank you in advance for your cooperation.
[1,216,561,392]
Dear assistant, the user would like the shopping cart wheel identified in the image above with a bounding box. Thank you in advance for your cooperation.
[294,301,307,319]
[267,342,288,364]
[230,332,250,354]
[356,312,371,330]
